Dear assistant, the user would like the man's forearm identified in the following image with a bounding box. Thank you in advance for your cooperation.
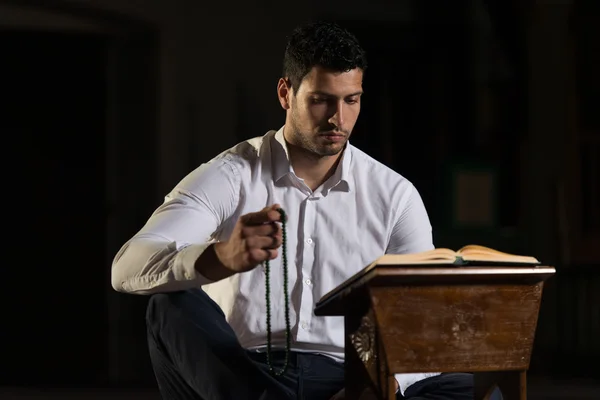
[112,239,216,294]
[194,243,237,282]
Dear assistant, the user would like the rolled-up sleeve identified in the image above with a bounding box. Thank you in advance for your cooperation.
[111,157,239,295]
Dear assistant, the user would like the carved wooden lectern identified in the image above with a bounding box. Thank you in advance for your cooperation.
[314,265,555,400]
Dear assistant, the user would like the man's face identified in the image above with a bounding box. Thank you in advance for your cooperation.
[283,66,363,157]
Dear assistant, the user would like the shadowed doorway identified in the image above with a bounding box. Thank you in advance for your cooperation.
[1,7,160,386]
[1,29,108,386]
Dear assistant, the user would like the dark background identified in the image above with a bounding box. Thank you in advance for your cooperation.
[0,0,598,398]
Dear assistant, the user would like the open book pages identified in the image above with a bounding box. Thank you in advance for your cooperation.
[374,244,540,266]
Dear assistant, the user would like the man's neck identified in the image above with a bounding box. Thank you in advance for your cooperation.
[286,143,342,191]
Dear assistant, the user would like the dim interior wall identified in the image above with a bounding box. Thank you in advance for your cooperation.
[3,0,588,384]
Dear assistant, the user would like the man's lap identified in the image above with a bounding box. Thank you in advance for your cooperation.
[148,290,477,399]
[248,351,344,399]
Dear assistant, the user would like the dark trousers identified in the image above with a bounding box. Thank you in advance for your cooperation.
[146,288,477,400]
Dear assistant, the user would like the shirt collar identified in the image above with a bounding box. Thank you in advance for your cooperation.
[271,126,353,193]
[272,127,293,182]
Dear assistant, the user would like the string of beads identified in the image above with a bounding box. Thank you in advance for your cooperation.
[264,207,291,376]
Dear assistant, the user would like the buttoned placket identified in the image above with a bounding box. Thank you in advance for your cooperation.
[295,189,321,341]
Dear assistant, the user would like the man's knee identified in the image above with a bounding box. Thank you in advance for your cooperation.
[146,289,225,332]
[439,372,473,388]
[147,291,179,327]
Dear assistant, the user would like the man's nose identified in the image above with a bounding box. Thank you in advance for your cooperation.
[328,101,345,129]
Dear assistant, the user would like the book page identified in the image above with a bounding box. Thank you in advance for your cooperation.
[458,245,539,264]
[376,248,458,265]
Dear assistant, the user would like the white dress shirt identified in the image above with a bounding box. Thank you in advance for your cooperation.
[111,127,440,394]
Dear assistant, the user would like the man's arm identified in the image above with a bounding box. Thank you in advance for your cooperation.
[111,158,239,295]
[386,182,434,254]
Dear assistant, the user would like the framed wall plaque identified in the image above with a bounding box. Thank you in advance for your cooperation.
[443,161,499,230]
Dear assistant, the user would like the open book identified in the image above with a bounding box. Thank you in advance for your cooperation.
[375,245,540,267]
[315,245,543,312]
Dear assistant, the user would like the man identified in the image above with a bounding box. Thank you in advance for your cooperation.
[111,21,475,399]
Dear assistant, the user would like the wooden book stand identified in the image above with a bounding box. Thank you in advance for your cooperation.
[314,265,555,399]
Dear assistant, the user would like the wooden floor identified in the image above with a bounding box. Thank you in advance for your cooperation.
[0,378,598,400]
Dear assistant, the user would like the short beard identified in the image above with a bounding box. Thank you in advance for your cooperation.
[288,105,346,158]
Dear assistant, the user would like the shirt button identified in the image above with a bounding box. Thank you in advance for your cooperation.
[300,322,308,330]
[304,279,312,285]
[306,238,313,245]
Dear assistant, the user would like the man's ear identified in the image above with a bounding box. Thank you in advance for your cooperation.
[277,78,292,110]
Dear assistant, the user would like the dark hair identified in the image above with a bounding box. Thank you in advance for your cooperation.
[282,21,367,92]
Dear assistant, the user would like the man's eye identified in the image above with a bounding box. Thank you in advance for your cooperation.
[311,98,327,104]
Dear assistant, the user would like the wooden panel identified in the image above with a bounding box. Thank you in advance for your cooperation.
[370,283,543,373]
[344,288,386,400]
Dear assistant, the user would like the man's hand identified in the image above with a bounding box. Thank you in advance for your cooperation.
[213,204,284,274]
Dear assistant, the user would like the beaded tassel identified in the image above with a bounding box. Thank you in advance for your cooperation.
[264,208,291,376]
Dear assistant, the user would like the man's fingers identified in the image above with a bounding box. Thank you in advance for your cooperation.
[247,248,278,265]
[241,222,281,238]
[241,205,284,225]
[245,234,282,250]
[266,248,278,260]
[235,204,286,271]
